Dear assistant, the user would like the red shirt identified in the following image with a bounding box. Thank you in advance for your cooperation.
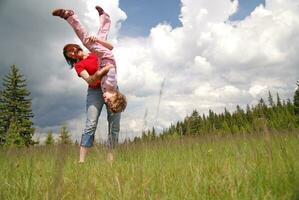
[74,53,101,88]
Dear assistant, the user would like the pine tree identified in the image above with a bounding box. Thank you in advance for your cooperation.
[257,98,268,118]
[45,130,55,145]
[231,124,239,134]
[235,105,246,128]
[4,120,25,147]
[0,65,34,147]
[184,116,191,135]
[268,91,274,107]
[58,124,72,145]
[246,104,253,123]
[286,99,294,114]
[151,127,156,140]
[222,121,231,134]
[294,82,299,116]
[189,110,200,135]
[276,93,282,107]
[0,90,6,146]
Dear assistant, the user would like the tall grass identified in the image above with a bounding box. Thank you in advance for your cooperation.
[0,133,299,200]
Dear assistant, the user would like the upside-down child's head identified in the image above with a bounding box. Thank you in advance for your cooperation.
[104,90,127,113]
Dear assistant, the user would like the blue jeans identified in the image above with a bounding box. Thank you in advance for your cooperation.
[80,87,121,148]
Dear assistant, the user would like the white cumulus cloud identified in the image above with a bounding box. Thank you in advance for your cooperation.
[99,0,299,138]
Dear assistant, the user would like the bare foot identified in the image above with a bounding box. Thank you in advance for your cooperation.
[107,152,114,163]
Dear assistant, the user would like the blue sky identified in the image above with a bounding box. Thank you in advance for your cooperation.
[119,0,265,36]
[230,0,265,20]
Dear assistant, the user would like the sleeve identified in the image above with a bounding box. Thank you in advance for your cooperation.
[101,67,117,91]
[106,68,117,87]
[74,63,85,77]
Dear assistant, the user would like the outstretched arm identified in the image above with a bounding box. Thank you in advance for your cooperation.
[86,36,114,50]
[80,64,112,85]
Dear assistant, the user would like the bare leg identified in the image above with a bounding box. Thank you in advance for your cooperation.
[79,146,89,163]
[107,151,114,164]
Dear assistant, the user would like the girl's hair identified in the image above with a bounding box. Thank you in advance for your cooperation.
[63,44,83,68]
[110,91,127,113]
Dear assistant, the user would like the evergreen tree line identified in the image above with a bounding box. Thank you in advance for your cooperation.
[139,83,299,141]
[44,125,75,145]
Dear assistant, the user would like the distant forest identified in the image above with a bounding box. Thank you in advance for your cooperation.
[138,84,299,141]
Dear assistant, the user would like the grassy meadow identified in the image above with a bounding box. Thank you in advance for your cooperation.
[1,133,299,200]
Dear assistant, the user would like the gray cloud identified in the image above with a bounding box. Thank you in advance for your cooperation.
[0,0,90,127]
